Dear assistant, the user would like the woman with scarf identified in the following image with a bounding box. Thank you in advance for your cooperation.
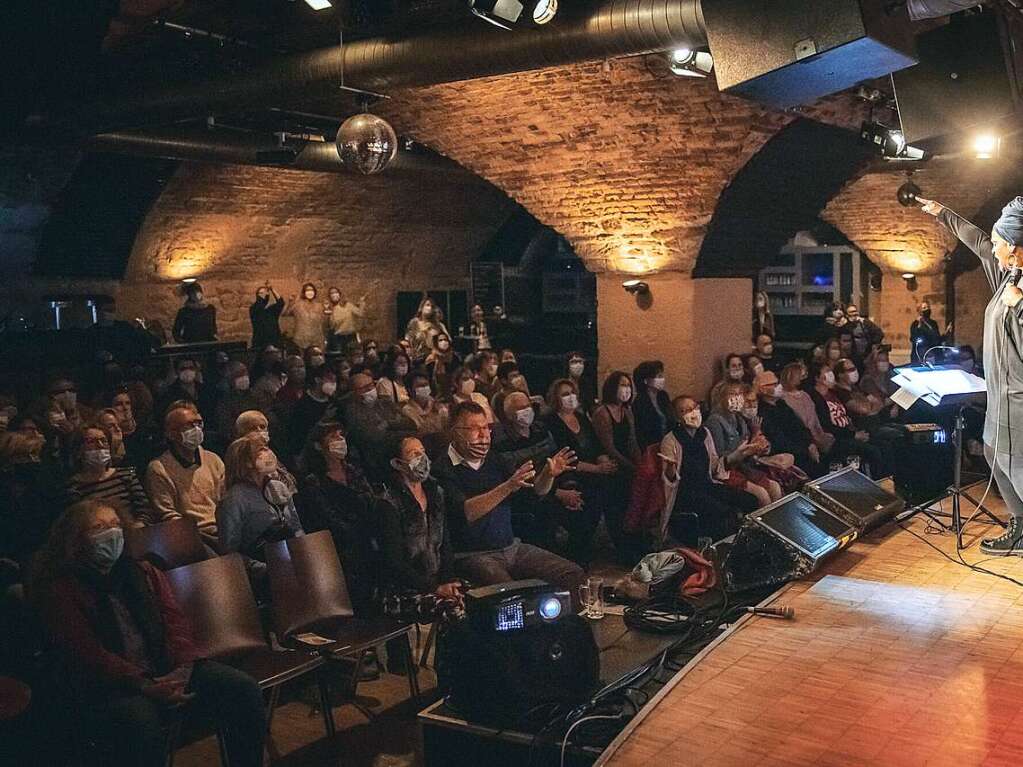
[32,500,266,767]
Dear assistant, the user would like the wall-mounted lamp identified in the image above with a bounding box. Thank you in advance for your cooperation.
[622,279,650,295]
[181,277,198,285]
[901,272,917,291]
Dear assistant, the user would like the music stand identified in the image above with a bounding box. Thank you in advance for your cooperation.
[890,364,1004,547]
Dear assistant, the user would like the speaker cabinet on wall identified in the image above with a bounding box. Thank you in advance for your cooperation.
[891,11,1017,143]
[703,0,917,108]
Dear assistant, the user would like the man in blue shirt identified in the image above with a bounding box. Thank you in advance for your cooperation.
[432,401,584,592]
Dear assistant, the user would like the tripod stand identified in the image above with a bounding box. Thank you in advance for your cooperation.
[917,404,1005,549]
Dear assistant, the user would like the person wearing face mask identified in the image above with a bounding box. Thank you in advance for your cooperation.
[405,297,450,363]
[95,408,128,468]
[284,282,327,352]
[304,345,328,372]
[153,358,213,427]
[564,351,596,411]
[212,361,258,453]
[145,404,225,546]
[625,361,677,537]
[284,365,340,464]
[425,332,459,398]
[832,357,881,420]
[754,334,782,374]
[918,195,1023,554]
[250,359,288,415]
[448,365,495,424]
[909,300,951,364]
[779,362,835,457]
[752,290,776,340]
[754,371,822,477]
[325,287,367,354]
[217,440,303,587]
[377,350,412,405]
[844,303,884,358]
[249,282,285,351]
[296,422,382,615]
[472,351,501,401]
[0,429,62,571]
[592,372,642,478]
[432,402,584,592]
[233,411,297,500]
[704,383,782,508]
[343,373,417,482]
[466,304,492,354]
[380,437,460,603]
[274,355,307,407]
[660,397,758,547]
[545,379,623,566]
[33,500,267,767]
[172,281,217,343]
[64,426,154,528]
[402,373,449,444]
[808,361,888,478]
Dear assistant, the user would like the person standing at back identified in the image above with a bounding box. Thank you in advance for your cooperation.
[249,282,285,351]
[172,282,217,343]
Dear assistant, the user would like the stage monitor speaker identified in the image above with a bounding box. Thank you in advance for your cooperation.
[893,425,955,507]
[436,612,599,726]
[722,493,857,592]
[703,0,917,108]
[891,11,1017,143]
[804,466,906,531]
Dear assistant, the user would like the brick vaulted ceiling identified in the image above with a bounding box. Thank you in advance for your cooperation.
[369,57,871,276]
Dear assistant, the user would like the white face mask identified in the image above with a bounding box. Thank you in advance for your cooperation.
[823,371,836,387]
[515,408,535,428]
[309,355,326,368]
[234,376,250,391]
[328,438,348,460]
[728,369,744,381]
[561,393,579,412]
[772,384,784,399]
[321,381,338,397]
[617,387,632,403]
[180,425,204,450]
[486,364,498,378]
[361,388,378,405]
[460,379,475,396]
[683,410,702,428]
[727,395,744,413]
[179,369,197,384]
[83,448,111,471]
[415,386,432,402]
[264,478,293,506]
[762,345,774,356]
[651,376,666,391]
[437,340,450,352]
[569,362,584,377]
[395,364,409,377]
[846,370,859,385]
[255,452,278,476]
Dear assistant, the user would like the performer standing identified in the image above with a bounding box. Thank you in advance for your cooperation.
[920,196,1023,554]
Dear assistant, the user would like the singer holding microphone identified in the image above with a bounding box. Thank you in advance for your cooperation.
[918,195,1023,555]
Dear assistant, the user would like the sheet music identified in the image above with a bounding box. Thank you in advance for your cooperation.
[890,367,986,410]
[891,387,921,410]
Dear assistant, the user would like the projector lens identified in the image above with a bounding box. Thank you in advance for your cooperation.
[539,597,562,620]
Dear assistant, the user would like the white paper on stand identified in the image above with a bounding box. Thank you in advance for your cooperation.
[891,387,921,410]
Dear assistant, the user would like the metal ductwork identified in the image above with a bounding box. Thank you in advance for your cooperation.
[67,0,706,133]
[87,128,479,178]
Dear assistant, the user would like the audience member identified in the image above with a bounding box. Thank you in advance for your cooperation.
[0,429,60,570]
[425,332,459,397]
[753,291,775,339]
[472,351,501,401]
[755,334,781,373]
[808,361,889,477]
[286,282,327,352]
[144,404,225,547]
[844,303,883,357]
[213,361,258,450]
[326,287,366,354]
[172,281,217,343]
[432,402,584,592]
[402,372,449,443]
[344,373,417,482]
[705,382,781,507]
[565,351,597,410]
[754,371,822,477]
[449,365,495,423]
[377,350,412,404]
[276,355,307,406]
[33,501,266,767]
[405,297,449,362]
[286,365,339,463]
[154,357,212,426]
[249,283,285,350]
[64,426,153,528]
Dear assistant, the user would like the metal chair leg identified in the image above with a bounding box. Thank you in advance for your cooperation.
[264,685,282,763]
[419,622,438,669]
[405,631,421,704]
[317,669,337,739]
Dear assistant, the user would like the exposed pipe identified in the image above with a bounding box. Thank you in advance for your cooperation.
[86,128,479,178]
[65,0,706,132]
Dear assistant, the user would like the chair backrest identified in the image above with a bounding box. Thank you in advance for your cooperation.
[265,531,355,638]
[164,554,266,659]
[125,518,209,570]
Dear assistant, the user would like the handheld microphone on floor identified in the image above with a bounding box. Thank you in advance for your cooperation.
[744,605,795,620]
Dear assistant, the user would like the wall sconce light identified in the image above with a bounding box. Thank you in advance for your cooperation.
[896,180,922,207]
[902,272,917,290]
[181,277,198,285]
[622,279,650,295]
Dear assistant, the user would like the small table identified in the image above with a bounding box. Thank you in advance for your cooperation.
[418,613,675,767]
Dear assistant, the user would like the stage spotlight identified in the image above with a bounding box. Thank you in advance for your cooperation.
[668,48,714,78]
[860,121,926,160]
[622,279,650,295]
[468,0,557,29]
[972,133,1000,160]
[303,0,332,9]
[539,596,563,621]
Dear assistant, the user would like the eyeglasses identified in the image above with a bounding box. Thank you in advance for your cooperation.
[83,435,109,447]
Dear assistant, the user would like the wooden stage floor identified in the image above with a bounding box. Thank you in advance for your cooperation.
[601,495,1023,767]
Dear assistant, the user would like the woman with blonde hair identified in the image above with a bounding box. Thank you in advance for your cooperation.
[704,382,781,507]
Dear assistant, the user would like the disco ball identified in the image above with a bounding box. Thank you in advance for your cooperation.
[335,113,398,175]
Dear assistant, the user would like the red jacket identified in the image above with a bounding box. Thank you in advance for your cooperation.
[40,560,199,692]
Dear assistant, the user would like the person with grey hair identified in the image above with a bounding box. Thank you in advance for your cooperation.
[919,195,1023,554]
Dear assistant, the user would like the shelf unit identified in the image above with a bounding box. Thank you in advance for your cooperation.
[759,245,868,317]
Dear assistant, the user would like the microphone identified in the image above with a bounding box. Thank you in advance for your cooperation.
[1010,267,1022,288]
[744,605,795,620]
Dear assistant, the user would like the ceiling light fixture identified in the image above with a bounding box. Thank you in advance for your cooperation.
[860,121,925,161]
[304,0,333,10]
[468,0,558,30]
[972,133,1000,160]
[667,48,714,78]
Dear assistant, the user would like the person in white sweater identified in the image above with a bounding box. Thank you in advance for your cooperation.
[144,403,225,547]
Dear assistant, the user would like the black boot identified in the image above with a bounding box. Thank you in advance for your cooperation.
[980,517,1023,556]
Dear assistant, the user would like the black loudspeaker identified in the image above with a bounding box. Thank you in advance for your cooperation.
[436,613,599,725]
[893,425,955,506]
[722,493,857,592]
[804,466,906,531]
[891,11,1017,143]
[703,0,917,108]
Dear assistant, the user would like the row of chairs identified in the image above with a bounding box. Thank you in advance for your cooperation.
[124,520,419,764]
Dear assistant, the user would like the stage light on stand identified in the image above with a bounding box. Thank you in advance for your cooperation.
[668,48,714,78]
[972,133,1000,160]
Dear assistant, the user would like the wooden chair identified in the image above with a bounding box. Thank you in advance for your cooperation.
[265,532,420,711]
[163,554,335,759]
[125,518,209,570]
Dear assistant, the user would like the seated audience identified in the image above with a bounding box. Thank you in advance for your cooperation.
[755,334,781,373]
[425,333,459,396]
[809,361,889,477]
[705,383,782,507]
[217,439,303,583]
[377,350,412,405]
[286,364,339,464]
[660,396,757,546]
[64,426,154,528]
[33,501,265,767]
[276,355,307,405]
[402,372,449,441]
[95,408,128,469]
[154,358,211,426]
[105,389,154,478]
[432,402,584,592]
[564,351,597,410]
[779,362,835,455]
[380,437,460,600]
[753,371,822,477]
[305,345,327,371]
[212,361,258,451]
[295,422,382,615]
[472,351,501,401]
[144,404,225,547]
[344,373,417,481]
[448,365,495,423]
[250,359,287,414]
